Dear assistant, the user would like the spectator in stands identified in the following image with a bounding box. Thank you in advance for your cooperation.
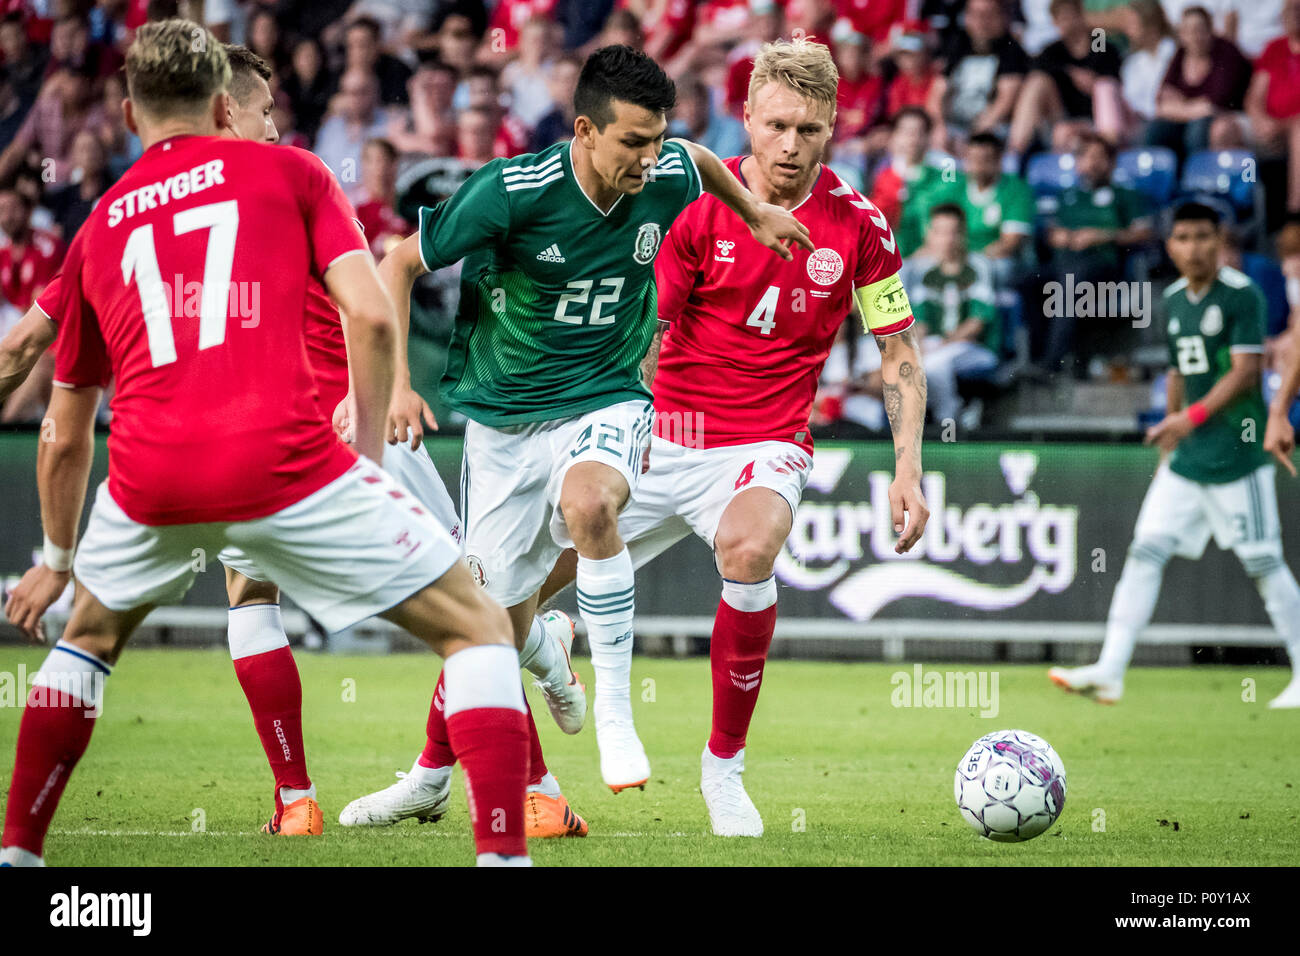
[283,37,334,141]
[1158,0,1284,59]
[388,57,458,156]
[356,137,411,258]
[553,0,618,50]
[45,13,120,83]
[0,184,60,422]
[1145,6,1252,159]
[343,14,413,106]
[958,132,1035,285]
[721,0,783,118]
[93,71,142,181]
[1038,132,1155,373]
[669,75,748,159]
[832,21,885,146]
[46,128,109,240]
[901,203,1002,425]
[0,61,106,184]
[1246,0,1300,213]
[246,8,286,74]
[868,106,955,258]
[1006,0,1125,160]
[928,0,1028,149]
[488,0,560,55]
[314,69,393,202]
[0,67,24,148]
[1119,0,1177,135]
[588,7,643,52]
[1219,224,1290,346]
[883,22,939,120]
[502,16,558,128]
[456,104,499,166]
[0,12,47,106]
[464,64,530,155]
[531,51,580,150]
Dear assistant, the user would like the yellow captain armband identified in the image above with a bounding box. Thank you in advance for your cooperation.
[854,273,915,336]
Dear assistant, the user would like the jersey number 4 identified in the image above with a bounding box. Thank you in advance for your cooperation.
[121,200,239,368]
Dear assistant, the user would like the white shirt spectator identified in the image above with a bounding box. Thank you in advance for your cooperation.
[1121,35,1177,120]
[314,110,393,203]
[1018,0,1060,55]
[502,60,557,128]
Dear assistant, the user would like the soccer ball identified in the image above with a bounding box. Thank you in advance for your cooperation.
[954,729,1067,842]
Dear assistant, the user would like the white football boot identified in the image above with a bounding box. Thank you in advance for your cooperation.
[594,700,651,792]
[1268,675,1300,709]
[1048,664,1124,704]
[535,610,587,734]
[338,760,451,826]
[701,746,763,837]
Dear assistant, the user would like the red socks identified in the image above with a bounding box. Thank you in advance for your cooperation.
[232,646,311,812]
[442,645,529,858]
[421,666,547,787]
[708,580,778,759]
[2,643,107,857]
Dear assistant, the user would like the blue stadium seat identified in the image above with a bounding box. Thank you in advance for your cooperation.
[1113,147,1177,205]
[1180,149,1258,215]
[1025,152,1078,199]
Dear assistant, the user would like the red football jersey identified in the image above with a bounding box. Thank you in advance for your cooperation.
[0,227,63,312]
[46,134,366,525]
[652,157,911,454]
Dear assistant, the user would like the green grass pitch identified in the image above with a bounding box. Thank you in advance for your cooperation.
[1,647,1297,866]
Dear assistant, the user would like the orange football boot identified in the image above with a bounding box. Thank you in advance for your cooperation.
[262,796,325,835]
[525,791,588,837]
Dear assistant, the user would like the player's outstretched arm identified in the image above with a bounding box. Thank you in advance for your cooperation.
[672,139,814,262]
[4,384,99,643]
[1146,352,1261,455]
[0,304,56,405]
[374,233,437,450]
[877,325,930,554]
[1265,323,1300,476]
[324,251,399,464]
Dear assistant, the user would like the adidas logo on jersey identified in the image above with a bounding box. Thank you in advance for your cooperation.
[536,244,566,263]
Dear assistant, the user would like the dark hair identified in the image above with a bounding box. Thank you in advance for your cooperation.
[1171,201,1220,227]
[415,54,458,77]
[892,105,933,135]
[1076,129,1116,160]
[929,202,966,223]
[966,131,1004,153]
[1049,0,1083,16]
[467,63,500,83]
[574,45,675,130]
[1181,4,1213,25]
[364,136,398,162]
[224,43,272,105]
[347,15,382,39]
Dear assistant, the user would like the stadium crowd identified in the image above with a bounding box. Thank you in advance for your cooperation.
[1,0,1298,431]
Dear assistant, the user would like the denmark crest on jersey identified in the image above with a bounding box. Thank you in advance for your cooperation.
[806,247,844,286]
[634,222,662,264]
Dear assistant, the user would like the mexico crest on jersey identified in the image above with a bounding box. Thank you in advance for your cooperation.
[806,247,844,286]
[1200,304,1224,336]
[634,222,662,264]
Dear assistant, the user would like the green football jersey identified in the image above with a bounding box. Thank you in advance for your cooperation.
[417,139,703,426]
[1162,266,1268,484]
[909,255,1001,354]
[957,174,1034,254]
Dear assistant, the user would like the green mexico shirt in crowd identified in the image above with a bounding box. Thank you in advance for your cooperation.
[896,163,954,257]
[1162,266,1269,484]
[908,255,1002,354]
[418,139,703,426]
[1053,181,1149,272]
[957,174,1034,254]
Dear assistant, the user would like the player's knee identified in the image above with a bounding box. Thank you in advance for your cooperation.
[560,488,621,543]
[714,530,779,581]
[465,590,515,648]
[1127,538,1172,570]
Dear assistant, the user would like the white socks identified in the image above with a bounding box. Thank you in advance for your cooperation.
[518,615,564,686]
[1096,545,1167,677]
[442,645,526,717]
[576,549,635,714]
[1255,565,1300,676]
[527,772,562,797]
[722,576,777,613]
[227,603,288,659]
[35,640,111,715]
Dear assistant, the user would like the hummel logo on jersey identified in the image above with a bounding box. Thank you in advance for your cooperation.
[715,239,735,263]
[536,244,566,263]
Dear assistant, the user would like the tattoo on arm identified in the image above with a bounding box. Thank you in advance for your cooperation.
[640,321,668,387]
[880,326,926,473]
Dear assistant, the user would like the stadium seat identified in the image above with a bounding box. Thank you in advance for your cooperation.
[1180,149,1258,213]
[1113,147,1177,205]
[1025,152,1078,198]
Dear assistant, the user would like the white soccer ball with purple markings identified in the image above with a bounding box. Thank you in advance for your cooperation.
[954,729,1067,842]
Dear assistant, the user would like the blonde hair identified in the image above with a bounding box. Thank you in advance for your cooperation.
[126,19,231,119]
[747,37,840,117]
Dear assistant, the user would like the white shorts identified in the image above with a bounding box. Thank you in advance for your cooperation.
[461,400,654,606]
[620,436,814,570]
[1133,462,1283,572]
[74,458,461,634]
[221,440,463,582]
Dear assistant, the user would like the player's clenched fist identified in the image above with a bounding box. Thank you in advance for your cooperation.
[745,202,814,261]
